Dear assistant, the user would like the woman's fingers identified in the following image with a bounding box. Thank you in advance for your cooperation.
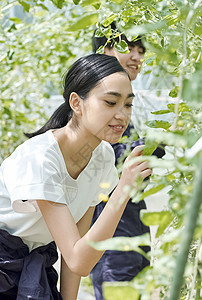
[132,161,152,179]
[133,161,149,172]
[139,167,152,179]
[129,145,144,158]
[120,164,152,189]
[125,145,144,167]
[121,148,153,185]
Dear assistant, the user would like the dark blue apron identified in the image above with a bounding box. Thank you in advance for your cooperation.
[0,229,62,300]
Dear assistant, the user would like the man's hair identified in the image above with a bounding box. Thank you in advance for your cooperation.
[92,21,146,54]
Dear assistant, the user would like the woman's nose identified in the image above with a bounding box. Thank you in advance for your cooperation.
[114,107,130,121]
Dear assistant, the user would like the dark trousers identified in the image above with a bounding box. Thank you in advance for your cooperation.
[90,200,150,300]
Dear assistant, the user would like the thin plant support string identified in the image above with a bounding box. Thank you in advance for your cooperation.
[188,239,201,300]
[169,155,202,300]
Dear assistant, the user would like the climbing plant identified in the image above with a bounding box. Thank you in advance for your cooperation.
[1,0,201,298]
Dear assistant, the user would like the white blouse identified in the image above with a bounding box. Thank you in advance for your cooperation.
[0,130,118,250]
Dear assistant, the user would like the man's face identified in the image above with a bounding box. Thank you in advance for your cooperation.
[104,45,144,81]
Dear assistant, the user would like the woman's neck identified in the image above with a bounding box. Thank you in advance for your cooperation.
[53,123,101,179]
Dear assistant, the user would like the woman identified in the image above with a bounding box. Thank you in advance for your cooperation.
[0,54,152,299]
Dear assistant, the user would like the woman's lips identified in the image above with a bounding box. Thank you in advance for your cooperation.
[127,64,139,70]
[109,125,125,133]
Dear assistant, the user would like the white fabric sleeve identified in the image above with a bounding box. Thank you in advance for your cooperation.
[3,148,67,213]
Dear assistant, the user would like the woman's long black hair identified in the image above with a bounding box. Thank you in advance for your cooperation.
[25,54,128,138]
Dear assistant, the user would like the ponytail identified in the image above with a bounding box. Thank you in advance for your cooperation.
[24,102,72,138]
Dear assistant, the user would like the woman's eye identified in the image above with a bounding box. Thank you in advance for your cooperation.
[105,101,116,106]
[126,103,133,108]
[139,48,144,54]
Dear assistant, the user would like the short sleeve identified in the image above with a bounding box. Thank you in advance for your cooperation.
[2,141,66,213]
[90,142,119,206]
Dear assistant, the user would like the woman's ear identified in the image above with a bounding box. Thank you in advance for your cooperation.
[69,92,82,116]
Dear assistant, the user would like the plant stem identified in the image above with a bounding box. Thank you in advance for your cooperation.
[189,239,201,300]
[169,156,202,300]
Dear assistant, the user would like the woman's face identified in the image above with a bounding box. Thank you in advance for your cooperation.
[104,45,144,81]
[80,72,134,144]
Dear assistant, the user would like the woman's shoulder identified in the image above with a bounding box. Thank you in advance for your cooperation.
[2,131,59,168]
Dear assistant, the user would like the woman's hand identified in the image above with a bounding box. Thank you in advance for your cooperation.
[119,145,152,189]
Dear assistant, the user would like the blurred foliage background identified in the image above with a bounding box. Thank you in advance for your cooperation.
[0,0,202,299]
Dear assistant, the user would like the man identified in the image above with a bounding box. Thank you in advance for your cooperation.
[92,22,145,82]
[90,22,152,300]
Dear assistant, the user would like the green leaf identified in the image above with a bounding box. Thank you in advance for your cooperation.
[167,103,175,113]
[89,234,150,256]
[114,40,129,54]
[146,120,171,130]
[151,109,171,115]
[96,45,105,54]
[103,283,140,300]
[178,103,191,112]
[142,145,157,156]
[9,18,22,24]
[169,86,179,98]
[166,174,176,181]
[143,55,156,66]
[110,0,125,3]
[19,0,30,12]
[67,13,98,31]
[112,0,124,4]
[37,3,49,11]
[140,211,172,226]
[94,28,104,38]
[102,14,117,27]
[99,26,113,38]
[194,24,202,35]
[140,184,165,200]
[81,0,100,6]
[50,0,66,8]
[119,135,129,144]
[73,0,81,4]
[0,54,7,62]
[141,211,173,237]
[167,102,191,114]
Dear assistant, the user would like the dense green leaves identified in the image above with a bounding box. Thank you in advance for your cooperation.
[1,0,202,298]
[67,12,98,31]
[0,5,93,161]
